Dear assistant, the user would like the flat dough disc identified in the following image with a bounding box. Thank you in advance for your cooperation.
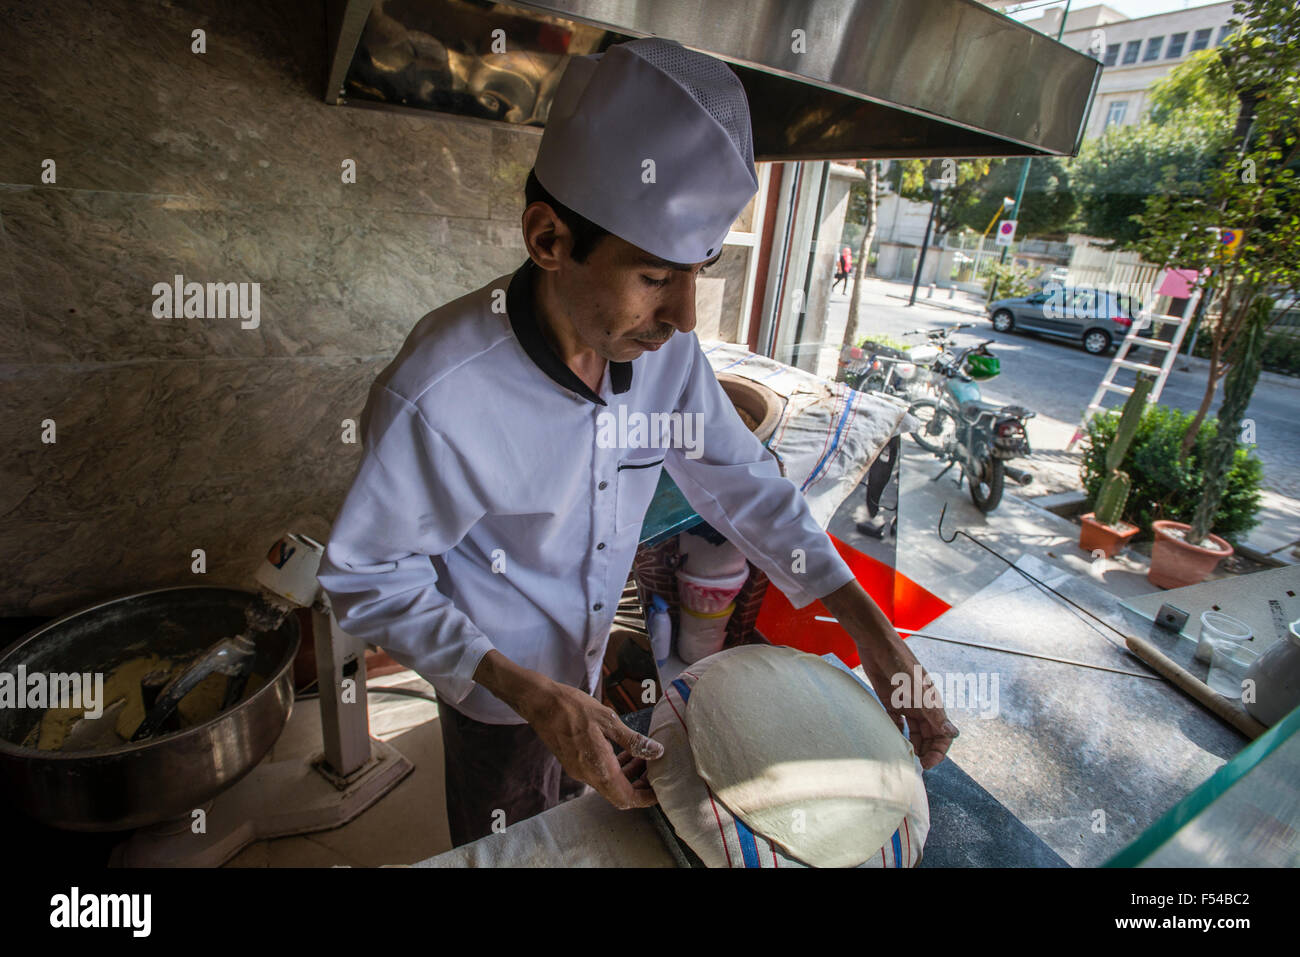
[687,644,916,868]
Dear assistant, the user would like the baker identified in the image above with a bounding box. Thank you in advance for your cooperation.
[317,37,957,848]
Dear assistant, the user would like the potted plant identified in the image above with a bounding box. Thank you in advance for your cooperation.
[1148,297,1270,588]
[1079,375,1153,557]
[1120,2,1296,587]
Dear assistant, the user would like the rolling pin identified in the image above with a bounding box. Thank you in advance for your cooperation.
[1125,632,1267,739]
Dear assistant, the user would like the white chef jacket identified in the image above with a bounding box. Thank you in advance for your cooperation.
[317,258,858,724]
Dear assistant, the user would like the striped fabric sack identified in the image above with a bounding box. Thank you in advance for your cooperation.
[647,654,929,868]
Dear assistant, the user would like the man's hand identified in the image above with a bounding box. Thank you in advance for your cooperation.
[517,680,661,809]
[474,650,663,809]
[865,637,959,770]
[819,579,958,770]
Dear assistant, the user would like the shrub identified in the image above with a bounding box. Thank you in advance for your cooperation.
[1191,328,1300,376]
[985,261,1036,300]
[857,334,912,357]
[1080,403,1264,543]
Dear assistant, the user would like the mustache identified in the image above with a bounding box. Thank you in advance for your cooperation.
[637,328,674,342]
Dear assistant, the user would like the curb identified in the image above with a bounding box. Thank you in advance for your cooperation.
[1169,353,1300,392]
[883,292,987,317]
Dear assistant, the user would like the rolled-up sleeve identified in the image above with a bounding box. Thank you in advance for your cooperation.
[317,386,495,704]
[663,338,857,608]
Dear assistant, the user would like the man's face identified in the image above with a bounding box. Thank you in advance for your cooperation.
[551,233,721,362]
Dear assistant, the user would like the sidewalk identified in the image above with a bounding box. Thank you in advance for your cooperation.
[1015,410,1298,565]
[875,276,990,317]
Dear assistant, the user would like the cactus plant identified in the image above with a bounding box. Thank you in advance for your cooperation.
[1093,374,1155,528]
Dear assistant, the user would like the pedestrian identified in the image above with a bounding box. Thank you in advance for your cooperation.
[833,245,853,294]
[317,37,956,849]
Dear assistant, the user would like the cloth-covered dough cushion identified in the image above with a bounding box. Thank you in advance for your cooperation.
[646,645,929,868]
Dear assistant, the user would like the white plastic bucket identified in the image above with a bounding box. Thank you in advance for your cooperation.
[677,603,735,664]
[677,533,748,577]
[676,566,749,615]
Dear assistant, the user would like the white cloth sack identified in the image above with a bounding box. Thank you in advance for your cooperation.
[647,647,930,868]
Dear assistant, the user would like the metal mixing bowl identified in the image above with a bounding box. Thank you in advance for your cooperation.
[0,586,299,832]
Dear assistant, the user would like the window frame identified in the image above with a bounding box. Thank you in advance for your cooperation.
[1190,28,1211,51]
[1122,39,1142,64]
[1103,43,1120,66]
[1167,32,1186,58]
[1105,100,1129,128]
[1143,36,1164,61]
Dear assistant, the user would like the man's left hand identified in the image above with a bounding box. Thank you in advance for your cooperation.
[819,578,958,770]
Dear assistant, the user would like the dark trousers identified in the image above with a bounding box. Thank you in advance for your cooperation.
[436,697,590,847]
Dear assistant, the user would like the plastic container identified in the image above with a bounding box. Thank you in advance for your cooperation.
[646,594,673,668]
[676,566,750,615]
[677,603,735,664]
[1243,617,1300,726]
[677,531,748,578]
[1194,611,1252,665]
[1209,640,1258,699]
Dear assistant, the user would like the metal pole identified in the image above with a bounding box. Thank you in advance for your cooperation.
[908,187,939,307]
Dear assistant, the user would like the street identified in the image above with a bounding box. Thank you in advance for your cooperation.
[823,278,1300,500]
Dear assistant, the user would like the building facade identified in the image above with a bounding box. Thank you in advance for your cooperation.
[1011,1,1239,141]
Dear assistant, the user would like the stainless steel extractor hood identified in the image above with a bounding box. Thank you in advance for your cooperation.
[325,0,1101,159]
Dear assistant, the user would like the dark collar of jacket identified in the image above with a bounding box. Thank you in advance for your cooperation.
[506,258,632,406]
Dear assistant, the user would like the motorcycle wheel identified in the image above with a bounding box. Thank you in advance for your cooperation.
[969,455,1005,513]
[908,398,955,454]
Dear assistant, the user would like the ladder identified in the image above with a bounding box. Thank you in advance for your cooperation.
[1067,310,1193,450]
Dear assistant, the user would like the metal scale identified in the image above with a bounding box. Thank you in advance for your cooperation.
[112,532,414,866]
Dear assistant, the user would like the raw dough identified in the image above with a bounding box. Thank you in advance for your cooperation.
[646,645,928,868]
[24,653,266,752]
[686,644,917,868]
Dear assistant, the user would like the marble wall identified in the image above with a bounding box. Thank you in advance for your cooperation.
[0,0,541,615]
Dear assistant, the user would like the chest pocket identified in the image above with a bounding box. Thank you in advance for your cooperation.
[616,455,664,535]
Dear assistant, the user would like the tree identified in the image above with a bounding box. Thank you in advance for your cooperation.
[840,160,879,355]
[1070,48,1236,246]
[896,158,993,239]
[1146,48,1237,128]
[958,158,1077,237]
[1072,121,1227,245]
[1132,0,1300,514]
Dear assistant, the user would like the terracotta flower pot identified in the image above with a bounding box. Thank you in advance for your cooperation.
[1148,520,1234,589]
[1078,512,1140,558]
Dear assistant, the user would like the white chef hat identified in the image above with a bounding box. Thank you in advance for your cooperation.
[534,37,758,266]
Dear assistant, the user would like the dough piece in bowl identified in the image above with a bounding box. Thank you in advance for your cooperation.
[686,644,917,868]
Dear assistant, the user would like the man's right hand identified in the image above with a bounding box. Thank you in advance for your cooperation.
[473,650,663,810]
[517,679,662,810]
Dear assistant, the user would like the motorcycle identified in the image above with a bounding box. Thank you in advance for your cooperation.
[840,325,960,399]
[907,339,1036,514]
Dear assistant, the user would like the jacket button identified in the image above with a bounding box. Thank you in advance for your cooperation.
[598,481,608,490]
[592,602,603,612]
[596,542,605,550]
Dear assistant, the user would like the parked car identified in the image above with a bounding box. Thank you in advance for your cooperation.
[987,285,1142,355]
[1041,266,1069,287]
